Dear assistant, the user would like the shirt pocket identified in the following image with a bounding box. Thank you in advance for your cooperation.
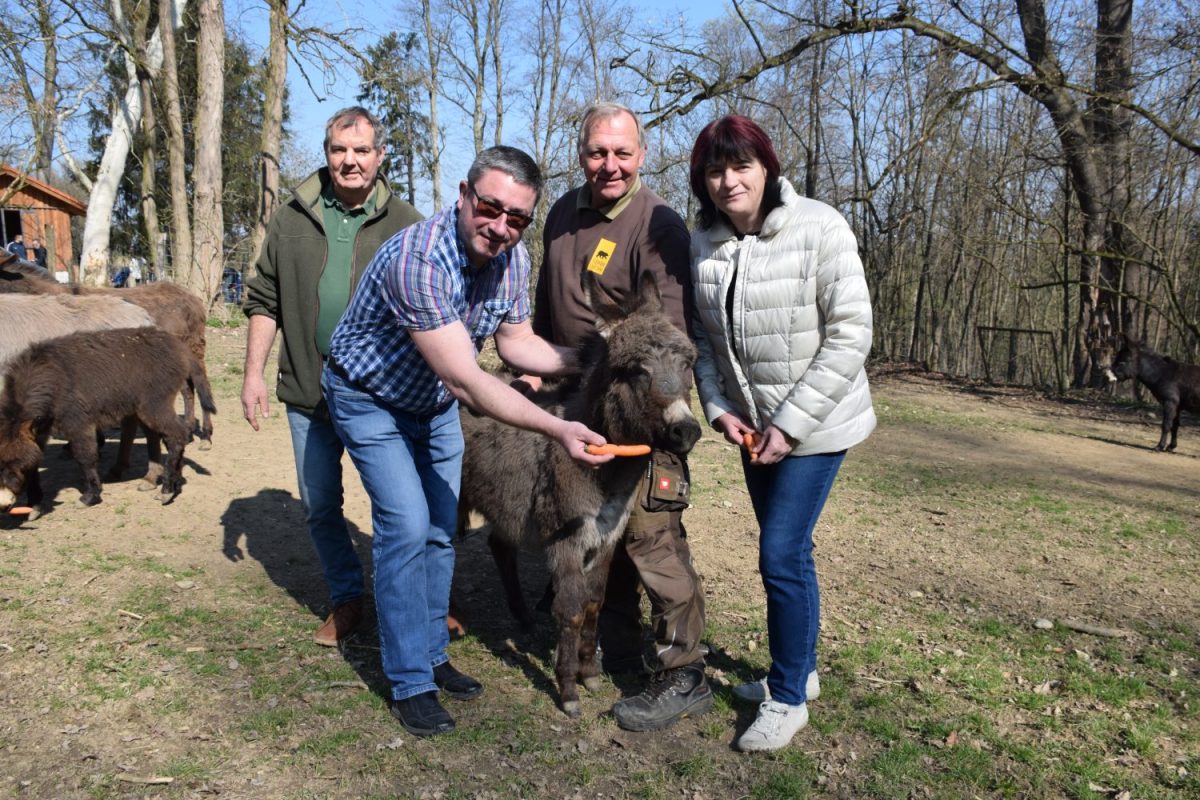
[467,299,514,350]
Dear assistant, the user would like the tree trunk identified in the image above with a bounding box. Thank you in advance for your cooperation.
[79,50,143,286]
[159,0,191,282]
[490,0,504,145]
[190,0,225,306]
[251,0,288,266]
[79,0,179,286]
[139,69,161,278]
[420,0,444,208]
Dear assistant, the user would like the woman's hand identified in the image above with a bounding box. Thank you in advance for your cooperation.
[753,425,796,465]
[714,412,755,447]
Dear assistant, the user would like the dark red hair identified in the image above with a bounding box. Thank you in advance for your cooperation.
[689,115,782,230]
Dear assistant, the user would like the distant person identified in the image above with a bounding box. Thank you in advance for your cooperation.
[688,115,876,752]
[29,237,48,269]
[222,267,243,304]
[6,233,27,260]
[111,265,131,288]
[242,107,423,650]
[129,256,144,285]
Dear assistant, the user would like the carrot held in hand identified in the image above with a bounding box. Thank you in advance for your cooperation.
[743,431,762,461]
[584,443,652,457]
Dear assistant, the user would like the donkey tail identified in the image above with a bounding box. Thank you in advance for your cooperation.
[189,358,218,416]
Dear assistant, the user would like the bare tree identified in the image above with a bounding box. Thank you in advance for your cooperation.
[74,0,182,285]
[417,0,445,207]
[159,0,191,281]
[619,0,1200,385]
[249,0,289,268]
[189,0,223,304]
[0,0,62,180]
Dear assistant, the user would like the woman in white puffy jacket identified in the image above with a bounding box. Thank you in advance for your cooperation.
[688,115,876,752]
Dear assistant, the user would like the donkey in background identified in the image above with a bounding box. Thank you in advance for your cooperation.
[458,273,701,717]
[1105,334,1200,451]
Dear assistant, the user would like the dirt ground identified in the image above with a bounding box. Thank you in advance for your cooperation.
[1,328,1197,798]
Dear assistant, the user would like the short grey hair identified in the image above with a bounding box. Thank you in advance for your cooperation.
[466,146,544,202]
[577,101,646,153]
[323,106,386,151]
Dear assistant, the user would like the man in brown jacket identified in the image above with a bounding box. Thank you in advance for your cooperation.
[527,101,710,731]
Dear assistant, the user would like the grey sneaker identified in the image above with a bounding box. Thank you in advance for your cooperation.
[612,664,713,731]
[736,700,809,752]
[731,670,820,703]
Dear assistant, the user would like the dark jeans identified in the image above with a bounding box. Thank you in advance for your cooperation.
[744,449,846,706]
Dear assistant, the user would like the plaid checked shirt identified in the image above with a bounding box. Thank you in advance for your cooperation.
[328,205,531,414]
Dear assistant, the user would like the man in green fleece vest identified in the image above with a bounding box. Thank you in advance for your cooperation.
[241,106,423,647]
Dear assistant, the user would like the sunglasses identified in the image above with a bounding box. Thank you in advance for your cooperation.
[468,185,534,231]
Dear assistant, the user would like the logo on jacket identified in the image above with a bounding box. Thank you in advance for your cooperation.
[587,238,617,275]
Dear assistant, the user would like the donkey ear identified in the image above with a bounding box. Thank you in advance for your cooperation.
[584,272,624,337]
[636,271,664,314]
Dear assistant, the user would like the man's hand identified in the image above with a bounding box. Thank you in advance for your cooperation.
[241,374,270,431]
[554,419,614,467]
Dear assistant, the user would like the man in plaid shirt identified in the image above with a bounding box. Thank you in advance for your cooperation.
[324,146,612,738]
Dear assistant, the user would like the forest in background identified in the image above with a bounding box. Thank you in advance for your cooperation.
[1,0,1198,389]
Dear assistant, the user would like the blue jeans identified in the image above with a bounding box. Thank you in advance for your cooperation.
[322,367,461,701]
[285,405,364,607]
[743,449,846,706]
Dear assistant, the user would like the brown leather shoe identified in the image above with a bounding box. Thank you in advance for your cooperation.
[314,597,364,647]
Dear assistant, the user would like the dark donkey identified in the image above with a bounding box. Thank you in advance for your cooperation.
[0,328,216,517]
[458,272,701,717]
[1105,335,1200,451]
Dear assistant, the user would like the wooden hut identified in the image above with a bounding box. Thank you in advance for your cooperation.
[0,165,88,279]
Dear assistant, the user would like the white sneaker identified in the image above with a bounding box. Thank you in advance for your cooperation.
[731,671,820,703]
[737,700,809,752]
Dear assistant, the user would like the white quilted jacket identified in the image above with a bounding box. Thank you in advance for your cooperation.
[691,178,876,456]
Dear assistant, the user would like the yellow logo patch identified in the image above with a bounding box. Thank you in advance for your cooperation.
[586,238,617,275]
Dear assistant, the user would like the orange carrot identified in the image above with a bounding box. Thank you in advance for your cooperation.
[8,506,33,515]
[584,443,651,457]
[743,432,761,461]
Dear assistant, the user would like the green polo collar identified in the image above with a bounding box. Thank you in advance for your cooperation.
[576,176,642,220]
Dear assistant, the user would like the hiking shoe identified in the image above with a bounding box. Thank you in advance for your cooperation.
[313,597,364,647]
[611,664,713,731]
[732,670,820,704]
[389,691,455,737]
[433,661,483,700]
[736,700,809,752]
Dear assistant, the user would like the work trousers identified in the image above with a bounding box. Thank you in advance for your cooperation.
[597,464,706,672]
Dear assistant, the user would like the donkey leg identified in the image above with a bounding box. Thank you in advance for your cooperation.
[137,428,165,490]
[488,532,534,632]
[550,571,588,717]
[68,428,104,507]
[579,545,617,692]
[1157,401,1178,451]
[104,416,140,481]
[1167,403,1181,451]
[152,412,189,504]
[23,462,45,520]
[180,385,197,444]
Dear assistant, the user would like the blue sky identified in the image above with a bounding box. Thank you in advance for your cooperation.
[235,0,731,206]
